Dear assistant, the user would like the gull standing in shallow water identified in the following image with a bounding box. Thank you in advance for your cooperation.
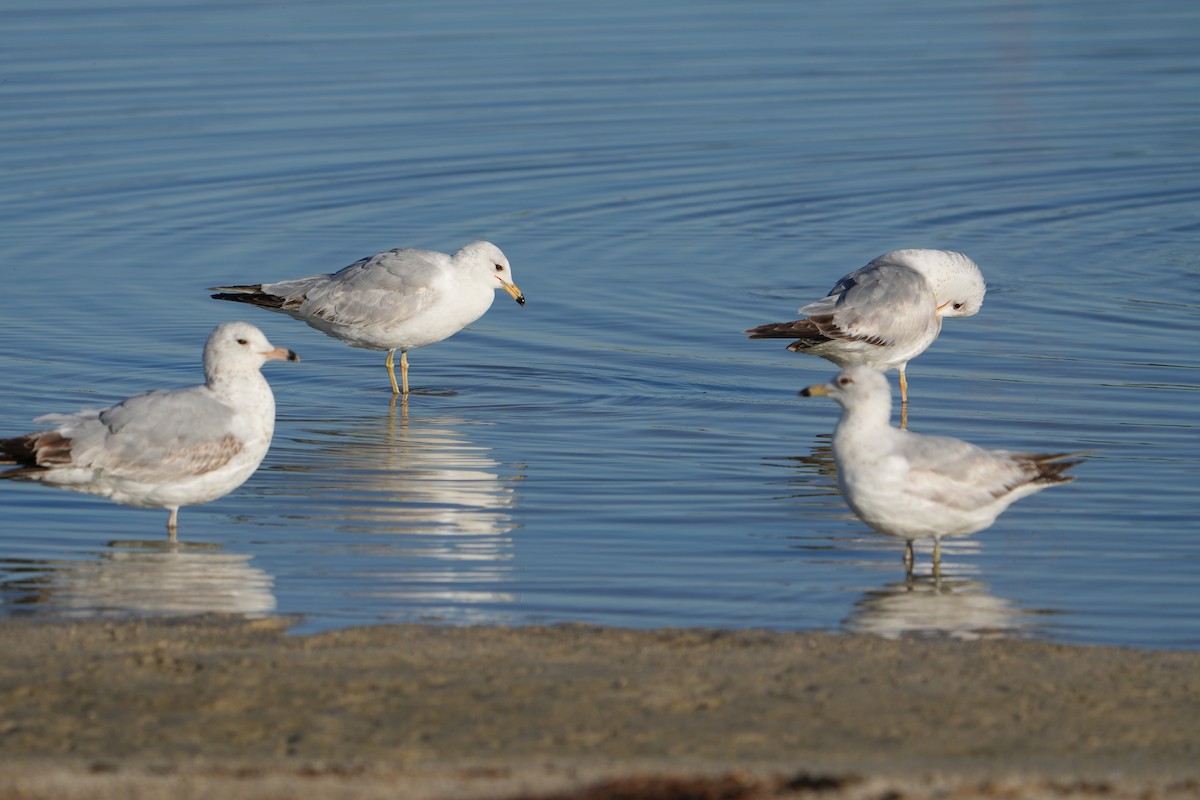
[746,249,986,421]
[0,322,298,540]
[210,241,524,397]
[800,365,1082,576]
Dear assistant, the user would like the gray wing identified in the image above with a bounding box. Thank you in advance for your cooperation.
[43,388,243,481]
[272,249,447,328]
[799,263,937,346]
[896,432,1036,511]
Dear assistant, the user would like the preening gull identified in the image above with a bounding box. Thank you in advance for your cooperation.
[1,321,298,539]
[747,249,986,407]
[211,241,524,397]
[801,365,1082,575]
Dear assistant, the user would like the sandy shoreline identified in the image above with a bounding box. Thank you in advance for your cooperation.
[0,616,1196,799]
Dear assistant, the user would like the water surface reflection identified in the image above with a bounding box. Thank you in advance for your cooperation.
[845,573,1038,641]
[0,540,276,618]
[271,403,522,623]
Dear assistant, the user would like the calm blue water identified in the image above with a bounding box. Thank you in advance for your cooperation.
[1,0,1197,648]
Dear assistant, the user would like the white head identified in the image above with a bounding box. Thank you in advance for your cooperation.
[454,241,525,306]
[874,249,986,319]
[800,365,893,417]
[204,321,299,383]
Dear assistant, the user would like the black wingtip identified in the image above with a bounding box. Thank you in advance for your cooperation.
[210,291,286,309]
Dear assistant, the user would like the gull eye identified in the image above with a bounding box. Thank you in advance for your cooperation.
[494,263,504,272]
[953,302,964,310]
[236,338,248,345]
[838,376,852,386]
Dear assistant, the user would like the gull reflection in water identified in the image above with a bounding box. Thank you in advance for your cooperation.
[781,435,1044,641]
[277,403,521,623]
[845,570,1037,641]
[0,540,276,618]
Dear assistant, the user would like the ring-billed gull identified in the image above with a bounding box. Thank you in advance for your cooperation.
[747,249,986,408]
[800,365,1082,575]
[0,321,298,539]
[210,241,524,397]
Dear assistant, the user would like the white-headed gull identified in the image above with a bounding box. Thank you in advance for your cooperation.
[1,321,298,539]
[211,241,524,397]
[747,249,986,408]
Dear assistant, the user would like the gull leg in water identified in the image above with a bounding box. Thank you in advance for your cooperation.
[385,349,400,396]
[384,348,413,397]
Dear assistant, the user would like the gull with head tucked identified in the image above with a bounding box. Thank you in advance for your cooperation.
[211,241,524,397]
[747,249,986,411]
[1,321,298,539]
[801,365,1082,576]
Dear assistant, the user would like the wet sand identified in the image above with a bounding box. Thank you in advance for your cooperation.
[0,616,1196,799]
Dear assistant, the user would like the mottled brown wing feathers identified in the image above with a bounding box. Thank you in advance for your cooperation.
[2,427,244,481]
[993,453,1083,498]
[0,431,74,477]
[160,433,245,475]
[1025,453,1084,486]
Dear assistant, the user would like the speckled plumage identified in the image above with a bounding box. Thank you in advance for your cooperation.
[1,322,298,538]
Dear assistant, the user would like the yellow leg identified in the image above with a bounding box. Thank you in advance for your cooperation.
[932,537,942,575]
[385,350,400,396]
[166,507,179,542]
[400,350,409,396]
[898,368,910,429]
